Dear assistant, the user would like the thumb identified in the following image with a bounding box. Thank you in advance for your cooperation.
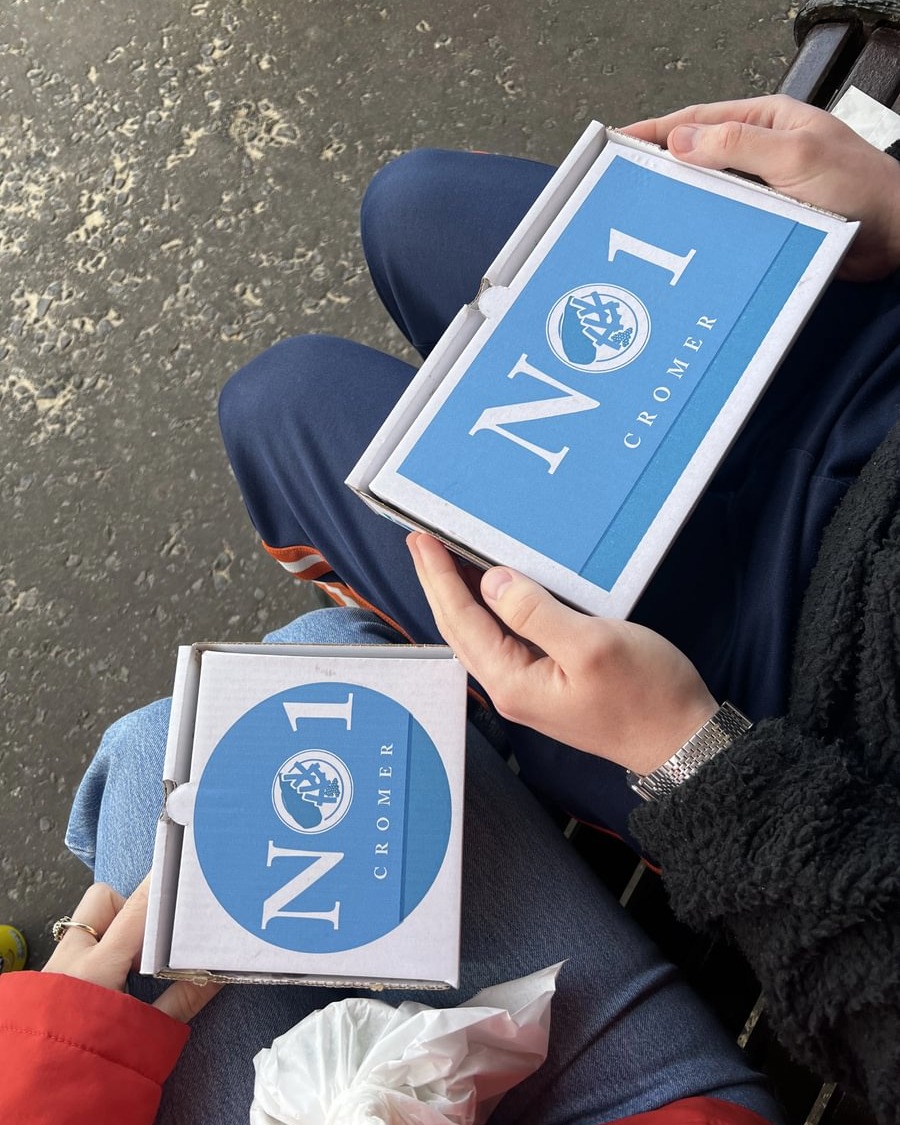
[668,120,804,184]
[95,876,151,976]
[154,979,224,1023]
[481,567,583,660]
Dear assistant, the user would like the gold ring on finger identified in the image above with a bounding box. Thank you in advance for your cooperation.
[51,917,101,943]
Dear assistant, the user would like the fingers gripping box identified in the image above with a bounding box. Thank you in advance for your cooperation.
[347,123,858,618]
[142,642,467,989]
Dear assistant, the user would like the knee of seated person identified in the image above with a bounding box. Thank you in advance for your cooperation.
[361,149,458,248]
[97,697,172,774]
[218,334,343,449]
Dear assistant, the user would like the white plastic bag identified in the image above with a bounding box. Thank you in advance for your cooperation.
[249,962,563,1125]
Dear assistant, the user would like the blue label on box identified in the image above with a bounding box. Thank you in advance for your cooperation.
[395,155,825,589]
[192,682,451,953]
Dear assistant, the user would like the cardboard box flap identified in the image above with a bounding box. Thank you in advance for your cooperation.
[142,645,200,976]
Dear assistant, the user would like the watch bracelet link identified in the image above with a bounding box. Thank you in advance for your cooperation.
[627,701,753,802]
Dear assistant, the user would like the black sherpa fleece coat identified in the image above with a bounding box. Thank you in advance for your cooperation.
[632,420,900,1124]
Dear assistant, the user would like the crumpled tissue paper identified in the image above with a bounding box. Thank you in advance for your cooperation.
[249,962,563,1125]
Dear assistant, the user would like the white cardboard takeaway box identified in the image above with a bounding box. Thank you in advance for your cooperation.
[347,123,858,618]
[142,642,467,989]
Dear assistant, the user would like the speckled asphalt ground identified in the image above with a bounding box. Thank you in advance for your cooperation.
[1,1,795,968]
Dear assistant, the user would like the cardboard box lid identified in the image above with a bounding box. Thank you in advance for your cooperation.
[348,123,857,618]
[143,643,467,988]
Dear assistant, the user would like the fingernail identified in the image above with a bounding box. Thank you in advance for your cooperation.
[482,567,514,602]
[671,125,699,153]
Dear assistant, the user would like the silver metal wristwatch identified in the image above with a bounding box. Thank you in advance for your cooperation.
[627,701,752,802]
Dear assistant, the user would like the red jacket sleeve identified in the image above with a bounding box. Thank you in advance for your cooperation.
[611,1098,777,1125]
[0,973,774,1125]
[0,970,190,1125]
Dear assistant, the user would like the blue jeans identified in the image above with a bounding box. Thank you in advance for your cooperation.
[67,608,782,1125]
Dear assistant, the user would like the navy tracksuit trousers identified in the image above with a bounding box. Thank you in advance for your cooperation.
[219,148,900,845]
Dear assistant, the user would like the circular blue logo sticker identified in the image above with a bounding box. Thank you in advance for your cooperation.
[192,682,451,954]
[546,283,651,373]
[272,749,354,834]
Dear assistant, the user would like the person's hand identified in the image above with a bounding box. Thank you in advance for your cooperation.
[408,533,717,775]
[43,876,222,1022]
[622,94,900,282]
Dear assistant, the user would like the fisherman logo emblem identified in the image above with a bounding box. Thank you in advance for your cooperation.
[272,749,354,834]
[546,284,650,373]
